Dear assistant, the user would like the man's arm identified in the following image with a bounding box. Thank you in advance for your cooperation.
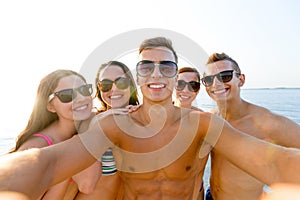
[0,136,96,199]
[202,113,300,185]
[266,113,300,148]
[0,114,114,199]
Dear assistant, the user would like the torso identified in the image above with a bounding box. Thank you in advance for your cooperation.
[210,102,275,200]
[102,106,209,199]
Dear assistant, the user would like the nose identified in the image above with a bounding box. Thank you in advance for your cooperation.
[151,64,163,78]
[212,75,222,85]
[111,83,118,91]
[73,90,84,101]
[182,83,189,91]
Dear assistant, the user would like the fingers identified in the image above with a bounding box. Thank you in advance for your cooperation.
[126,105,141,113]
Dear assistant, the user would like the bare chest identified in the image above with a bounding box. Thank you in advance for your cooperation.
[120,158,199,199]
[112,119,201,174]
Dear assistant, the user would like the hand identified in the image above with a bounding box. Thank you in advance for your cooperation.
[125,104,141,113]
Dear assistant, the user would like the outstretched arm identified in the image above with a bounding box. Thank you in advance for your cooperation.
[0,113,115,199]
[0,136,96,199]
[202,113,300,185]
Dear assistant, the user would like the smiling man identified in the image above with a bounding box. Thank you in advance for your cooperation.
[203,53,300,200]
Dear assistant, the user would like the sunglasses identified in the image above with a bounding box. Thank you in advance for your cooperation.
[201,70,240,87]
[49,84,93,103]
[97,77,130,92]
[176,80,200,92]
[136,60,178,78]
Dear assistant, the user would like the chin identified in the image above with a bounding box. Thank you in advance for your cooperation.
[73,113,91,121]
[111,101,127,109]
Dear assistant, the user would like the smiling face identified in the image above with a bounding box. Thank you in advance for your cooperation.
[204,60,244,102]
[99,65,131,109]
[175,72,200,108]
[137,47,177,103]
[47,75,93,121]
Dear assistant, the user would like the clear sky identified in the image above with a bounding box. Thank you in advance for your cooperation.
[0,0,299,140]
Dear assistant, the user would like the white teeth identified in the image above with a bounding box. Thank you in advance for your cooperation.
[180,95,190,99]
[213,89,226,94]
[74,105,88,111]
[149,84,164,89]
[110,95,122,99]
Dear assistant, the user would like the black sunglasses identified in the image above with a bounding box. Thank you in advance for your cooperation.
[48,84,93,103]
[201,70,240,87]
[176,80,200,92]
[136,60,178,78]
[97,77,130,92]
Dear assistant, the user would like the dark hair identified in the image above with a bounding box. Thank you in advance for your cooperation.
[206,52,241,74]
[95,61,139,111]
[11,70,86,152]
[139,37,178,63]
[178,67,201,81]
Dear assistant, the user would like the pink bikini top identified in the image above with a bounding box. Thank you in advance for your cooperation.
[33,133,74,182]
[33,133,53,146]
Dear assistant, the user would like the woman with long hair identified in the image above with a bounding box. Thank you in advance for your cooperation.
[11,69,93,199]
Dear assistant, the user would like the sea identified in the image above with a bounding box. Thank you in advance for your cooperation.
[0,88,299,191]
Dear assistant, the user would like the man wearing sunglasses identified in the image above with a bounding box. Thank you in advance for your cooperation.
[202,53,300,200]
[1,38,300,200]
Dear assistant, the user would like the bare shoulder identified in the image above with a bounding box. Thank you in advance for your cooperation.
[91,111,131,139]
[248,103,273,117]
[245,102,300,144]
[189,110,213,120]
[17,136,50,151]
[248,102,297,128]
[188,111,220,134]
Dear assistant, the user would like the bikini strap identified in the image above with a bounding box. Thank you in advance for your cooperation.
[33,134,53,146]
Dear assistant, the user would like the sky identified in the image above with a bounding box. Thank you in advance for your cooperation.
[0,0,299,141]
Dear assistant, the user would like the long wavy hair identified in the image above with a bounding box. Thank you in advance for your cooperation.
[94,61,139,112]
[10,69,86,152]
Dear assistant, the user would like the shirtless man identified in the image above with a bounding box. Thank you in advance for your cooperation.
[1,38,300,200]
[202,53,300,200]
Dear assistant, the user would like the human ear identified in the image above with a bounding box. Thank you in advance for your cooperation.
[175,75,178,83]
[47,102,56,113]
[238,74,245,87]
[136,74,141,86]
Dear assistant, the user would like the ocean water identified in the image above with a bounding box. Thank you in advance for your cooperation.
[0,88,299,191]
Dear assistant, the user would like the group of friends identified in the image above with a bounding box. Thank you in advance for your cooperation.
[0,36,300,200]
